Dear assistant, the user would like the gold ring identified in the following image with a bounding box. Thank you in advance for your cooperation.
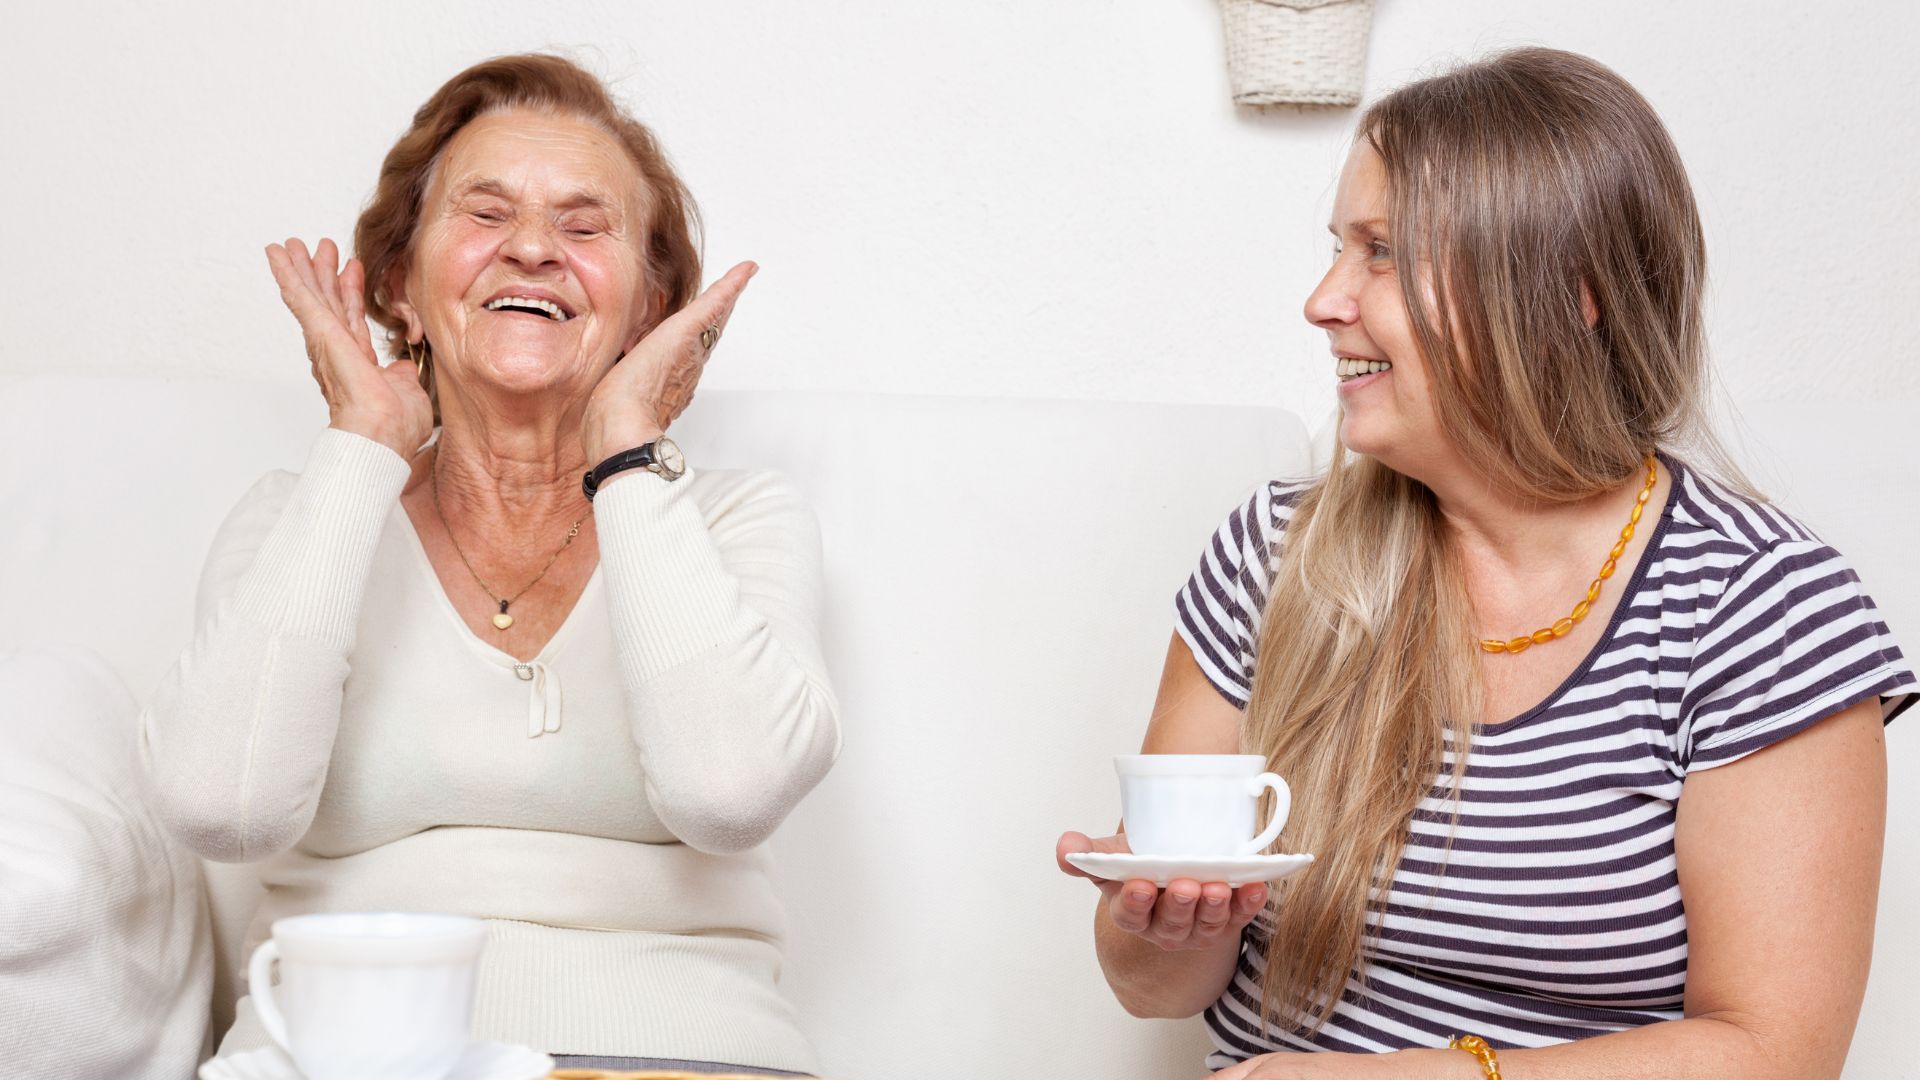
[699,325,720,351]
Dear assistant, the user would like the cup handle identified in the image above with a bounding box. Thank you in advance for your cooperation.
[1240,772,1291,855]
[247,939,292,1053]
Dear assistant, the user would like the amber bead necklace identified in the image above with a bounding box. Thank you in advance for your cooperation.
[1478,453,1658,655]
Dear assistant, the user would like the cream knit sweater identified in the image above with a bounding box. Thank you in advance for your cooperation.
[138,427,840,1071]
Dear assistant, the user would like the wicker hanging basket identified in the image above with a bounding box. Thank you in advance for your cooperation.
[1218,0,1375,107]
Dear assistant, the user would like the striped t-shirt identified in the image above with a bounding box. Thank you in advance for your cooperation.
[1173,452,1916,1066]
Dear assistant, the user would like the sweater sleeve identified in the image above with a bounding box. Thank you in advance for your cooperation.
[137,428,412,863]
[593,466,842,855]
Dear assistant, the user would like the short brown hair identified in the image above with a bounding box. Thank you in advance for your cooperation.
[354,53,702,382]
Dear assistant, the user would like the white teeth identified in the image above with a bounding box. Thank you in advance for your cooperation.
[485,296,570,322]
[1335,358,1393,380]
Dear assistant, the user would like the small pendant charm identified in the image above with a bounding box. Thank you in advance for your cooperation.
[492,600,513,630]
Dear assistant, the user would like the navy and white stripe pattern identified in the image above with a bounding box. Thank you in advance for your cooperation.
[1174,453,1916,1066]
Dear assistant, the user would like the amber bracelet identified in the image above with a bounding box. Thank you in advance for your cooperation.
[1447,1034,1502,1079]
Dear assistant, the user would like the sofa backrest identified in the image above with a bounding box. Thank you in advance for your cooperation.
[11,374,1913,1078]
[0,375,1314,1077]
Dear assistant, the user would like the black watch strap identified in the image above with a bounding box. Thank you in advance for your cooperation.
[582,443,661,502]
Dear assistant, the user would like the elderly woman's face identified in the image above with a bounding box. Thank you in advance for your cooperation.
[396,108,655,409]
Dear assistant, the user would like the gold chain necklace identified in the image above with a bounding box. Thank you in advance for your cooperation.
[1478,453,1658,655]
[430,449,591,631]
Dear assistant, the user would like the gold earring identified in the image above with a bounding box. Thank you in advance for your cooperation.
[407,338,431,392]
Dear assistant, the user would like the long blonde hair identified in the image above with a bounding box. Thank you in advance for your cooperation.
[1247,47,1751,1032]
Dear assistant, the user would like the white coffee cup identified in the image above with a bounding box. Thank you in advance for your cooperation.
[246,912,486,1080]
[1116,754,1291,856]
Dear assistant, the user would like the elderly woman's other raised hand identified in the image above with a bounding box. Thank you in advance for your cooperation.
[266,237,433,459]
[581,260,756,465]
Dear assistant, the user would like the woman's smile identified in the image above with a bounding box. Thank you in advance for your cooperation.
[1334,355,1393,394]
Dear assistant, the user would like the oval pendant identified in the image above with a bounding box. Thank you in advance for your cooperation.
[492,612,514,630]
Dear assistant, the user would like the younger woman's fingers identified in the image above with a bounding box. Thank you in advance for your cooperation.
[1193,888,1233,939]
[1153,881,1203,941]
[1209,1058,1257,1080]
[1233,883,1270,918]
[1111,886,1155,934]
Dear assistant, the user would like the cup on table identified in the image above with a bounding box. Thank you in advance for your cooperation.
[246,911,487,1080]
[1116,753,1291,856]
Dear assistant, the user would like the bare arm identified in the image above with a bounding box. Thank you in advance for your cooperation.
[1491,696,1884,1078]
[1058,633,1271,1018]
[1212,696,1888,1080]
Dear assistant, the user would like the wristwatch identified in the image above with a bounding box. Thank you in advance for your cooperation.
[582,437,686,500]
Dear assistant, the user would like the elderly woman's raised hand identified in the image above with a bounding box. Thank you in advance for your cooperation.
[266,237,433,459]
[581,260,757,465]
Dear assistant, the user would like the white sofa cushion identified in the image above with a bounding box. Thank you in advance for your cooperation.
[675,391,1317,1075]
[0,375,1316,1076]
[0,645,211,1077]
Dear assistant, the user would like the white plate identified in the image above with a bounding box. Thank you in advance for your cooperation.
[200,1040,553,1080]
[1065,851,1314,887]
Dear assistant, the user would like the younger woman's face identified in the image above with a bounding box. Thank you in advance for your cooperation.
[1304,140,1453,476]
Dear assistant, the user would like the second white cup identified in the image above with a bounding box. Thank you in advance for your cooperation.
[246,911,486,1080]
[1116,754,1291,857]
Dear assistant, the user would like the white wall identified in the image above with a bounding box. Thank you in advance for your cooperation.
[5,1,1916,1075]
[6,0,1914,631]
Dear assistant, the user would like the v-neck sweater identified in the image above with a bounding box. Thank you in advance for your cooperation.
[138,428,840,1070]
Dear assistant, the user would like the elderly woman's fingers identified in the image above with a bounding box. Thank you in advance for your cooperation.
[266,241,383,390]
[266,243,328,328]
[341,259,377,359]
[667,260,757,352]
[312,238,345,321]
[703,260,757,336]
[283,238,322,296]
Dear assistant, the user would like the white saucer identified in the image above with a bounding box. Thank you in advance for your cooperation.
[200,1040,553,1080]
[1066,851,1314,887]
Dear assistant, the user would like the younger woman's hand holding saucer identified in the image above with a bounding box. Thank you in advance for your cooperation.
[1056,831,1270,951]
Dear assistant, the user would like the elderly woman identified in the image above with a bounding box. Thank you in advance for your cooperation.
[140,54,838,1075]
[1059,48,1913,1078]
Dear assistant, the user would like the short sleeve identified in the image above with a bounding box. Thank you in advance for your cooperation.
[1174,482,1307,708]
[1681,539,1917,772]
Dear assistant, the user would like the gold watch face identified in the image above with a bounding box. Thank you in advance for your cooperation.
[654,436,686,478]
